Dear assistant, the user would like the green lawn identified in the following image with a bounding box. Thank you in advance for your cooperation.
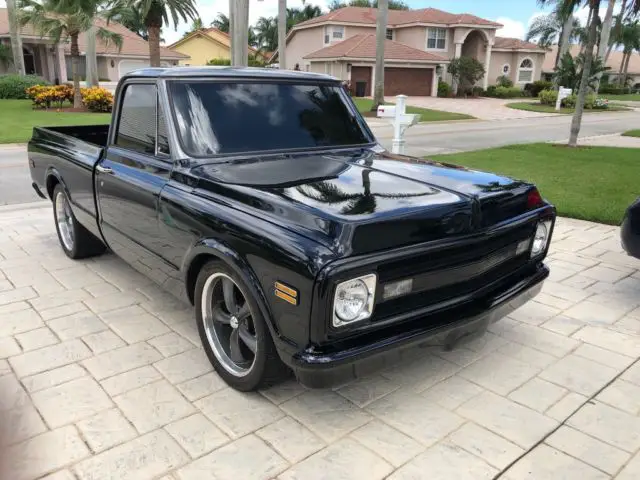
[602,93,640,101]
[622,129,640,137]
[506,102,630,114]
[431,143,638,225]
[0,100,111,144]
[352,97,475,122]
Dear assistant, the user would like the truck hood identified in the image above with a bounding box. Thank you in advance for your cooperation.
[190,149,535,255]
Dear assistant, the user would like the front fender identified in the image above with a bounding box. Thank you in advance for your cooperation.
[182,238,280,339]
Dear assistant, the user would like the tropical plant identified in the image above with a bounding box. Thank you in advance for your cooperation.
[496,75,514,87]
[183,17,203,36]
[287,4,323,30]
[611,19,640,85]
[437,80,452,97]
[110,0,198,67]
[254,16,278,51]
[554,51,610,90]
[447,56,486,96]
[211,12,230,33]
[328,0,409,10]
[531,1,583,71]
[371,0,388,110]
[19,0,123,108]
[113,7,150,40]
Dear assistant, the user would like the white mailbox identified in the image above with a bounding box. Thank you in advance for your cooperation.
[375,95,419,154]
[556,86,573,111]
[377,105,396,118]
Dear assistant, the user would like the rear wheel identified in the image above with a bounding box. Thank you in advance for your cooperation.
[195,260,288,391]
[52,185,105,259]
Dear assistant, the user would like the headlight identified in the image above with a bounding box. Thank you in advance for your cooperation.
[531,220,552,257]
[333,273,376,327]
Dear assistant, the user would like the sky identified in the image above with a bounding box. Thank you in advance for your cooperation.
[158,0,553,45]
[0,0,610,47]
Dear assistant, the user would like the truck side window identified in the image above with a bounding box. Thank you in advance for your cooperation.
[157,101,170,156]
[115,84,156,155]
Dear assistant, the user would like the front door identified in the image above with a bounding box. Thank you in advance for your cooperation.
[96,81,176,281]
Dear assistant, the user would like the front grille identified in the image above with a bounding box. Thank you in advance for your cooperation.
[373,221,536,322]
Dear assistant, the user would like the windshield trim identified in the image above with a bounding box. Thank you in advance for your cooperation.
[166,78,376,161]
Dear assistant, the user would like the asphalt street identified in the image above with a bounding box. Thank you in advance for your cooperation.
[2,110,639,206]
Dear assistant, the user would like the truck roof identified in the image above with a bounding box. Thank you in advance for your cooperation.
[122,66,338,82]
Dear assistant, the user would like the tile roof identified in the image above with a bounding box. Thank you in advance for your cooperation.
[167,27,259,55]
[493,36,546,51]
[0,8,187,59]
[295,6,502,29]
[543,44,640,74]
[304,34,448,62]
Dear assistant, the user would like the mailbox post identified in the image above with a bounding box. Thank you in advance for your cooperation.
[556,86,573,111]
[376,94,420,154]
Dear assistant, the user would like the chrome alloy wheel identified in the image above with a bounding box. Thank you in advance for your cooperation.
[55,191,74,251]
[200,272,258,376]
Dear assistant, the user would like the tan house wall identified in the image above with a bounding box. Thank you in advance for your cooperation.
[487,51,545,86]
[289,27,325,71]
[394,27,425,49]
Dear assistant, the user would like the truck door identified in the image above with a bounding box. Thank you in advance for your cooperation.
[95,81,176,281]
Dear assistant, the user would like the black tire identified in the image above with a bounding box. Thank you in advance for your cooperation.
[194,260,289,391]
[52,184,106,260]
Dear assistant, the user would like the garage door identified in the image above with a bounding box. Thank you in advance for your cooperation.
[351,66,371,97]
[384,67,432,96]
[118,60,170,78]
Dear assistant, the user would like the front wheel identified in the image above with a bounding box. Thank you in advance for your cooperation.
[194,260,288,391]
[52,184,105,259]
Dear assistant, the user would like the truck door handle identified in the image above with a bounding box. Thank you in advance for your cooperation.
[96,165,113,174]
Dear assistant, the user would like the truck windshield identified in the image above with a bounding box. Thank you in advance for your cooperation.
[168,81,373,156]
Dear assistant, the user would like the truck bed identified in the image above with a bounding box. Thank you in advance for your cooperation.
[28,125,110,241]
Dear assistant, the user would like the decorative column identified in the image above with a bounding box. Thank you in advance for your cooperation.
[454,42,462,59]
[431,66,439,97]
[483,42,492,90]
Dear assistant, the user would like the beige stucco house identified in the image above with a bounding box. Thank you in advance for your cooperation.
[0,9,187,84]
[283,6,547,97]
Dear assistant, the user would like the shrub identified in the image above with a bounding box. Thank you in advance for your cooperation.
[81,86,113,112]
[437,80,452,98]
[489,86,523,98]
[0,74,49,99]
[496,75,513,88]
[525,80,552,98]
[538,89,558,106]
[27,84,74,109]
[599,85,631,95]
[562,94,576,109]
[592,97,609,109]
[448,56,485,95]
[471,86,484,97]
[485,85,497,97]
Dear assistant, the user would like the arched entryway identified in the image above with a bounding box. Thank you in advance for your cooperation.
[461,30,488,63]
[23,46,36,75]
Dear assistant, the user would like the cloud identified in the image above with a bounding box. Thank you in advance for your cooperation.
[495,17,526,40]
[161,0,329,45]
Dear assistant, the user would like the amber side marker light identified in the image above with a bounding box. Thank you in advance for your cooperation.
[275,281,298,306]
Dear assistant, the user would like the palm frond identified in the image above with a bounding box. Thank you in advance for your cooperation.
[97,26,123,50]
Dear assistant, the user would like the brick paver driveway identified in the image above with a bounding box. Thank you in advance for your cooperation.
[406,96,559,121]
[0,203,639,480]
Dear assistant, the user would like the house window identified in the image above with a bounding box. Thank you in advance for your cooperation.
[324,25,345,44]
[386,29,393,40]
[427,28,447,50]
[517,58,534,83]
[502,64,510,75]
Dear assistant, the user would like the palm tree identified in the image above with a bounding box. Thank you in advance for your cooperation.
[211,12,229,33]
[554,51,610,89]
[613,20,640,84]
[112,0,198,67]
[6,0,25,74]
[254,16,277,51]
[113,8,149,39]
[20,0,123,108]
[371,0,388,110]
[528,2,580,70]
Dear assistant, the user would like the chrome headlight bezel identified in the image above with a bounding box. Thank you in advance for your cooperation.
[332,273,377,327]
[531,220,552,257]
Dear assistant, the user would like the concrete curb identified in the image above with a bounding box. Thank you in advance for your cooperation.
[0,200,48,213]
[0,143,27,150]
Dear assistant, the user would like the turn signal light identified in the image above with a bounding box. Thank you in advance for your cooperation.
[527,188,543,209]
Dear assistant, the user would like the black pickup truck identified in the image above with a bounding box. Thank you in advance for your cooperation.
[29,67,555,391]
